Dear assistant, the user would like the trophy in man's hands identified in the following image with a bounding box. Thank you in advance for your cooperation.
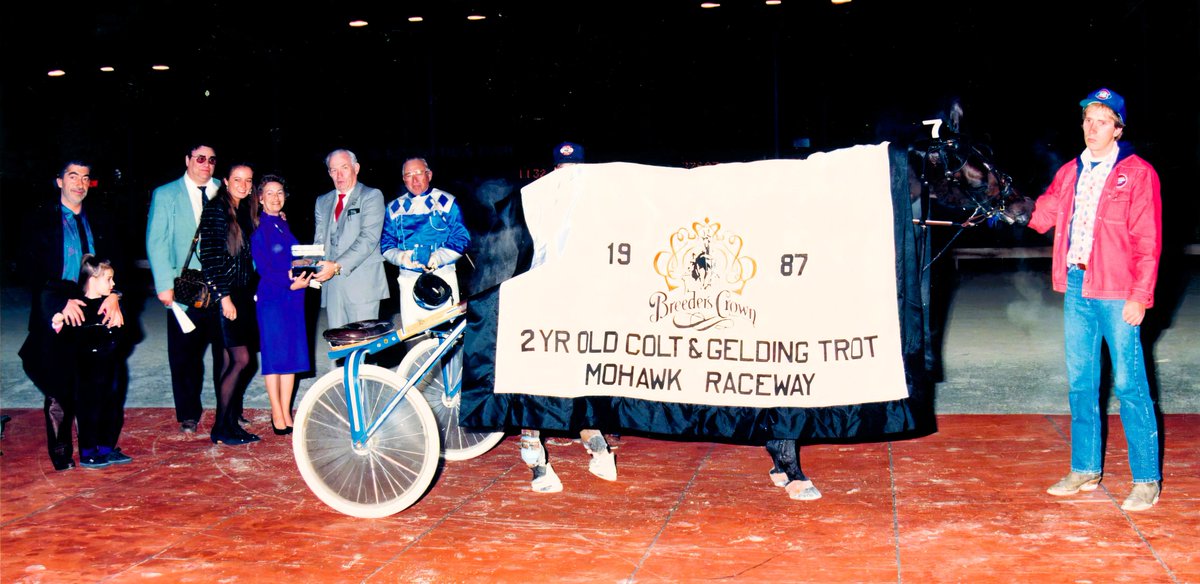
[291,244,326,288]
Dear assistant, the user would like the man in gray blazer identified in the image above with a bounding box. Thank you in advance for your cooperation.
[145,143,224,433]
[313,149,389,329]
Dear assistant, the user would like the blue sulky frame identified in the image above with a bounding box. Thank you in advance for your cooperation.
[327,318,467,448]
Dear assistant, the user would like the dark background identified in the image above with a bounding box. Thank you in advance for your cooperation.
[2,0,1198,287]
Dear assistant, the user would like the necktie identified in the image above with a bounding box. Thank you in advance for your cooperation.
[198,185,207,199]
[74,213,91,255]
[334,193,346,221]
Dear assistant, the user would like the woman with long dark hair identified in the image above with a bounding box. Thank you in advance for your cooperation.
[199,163,260,445]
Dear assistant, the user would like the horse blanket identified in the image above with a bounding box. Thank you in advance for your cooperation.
[461,143,934,443]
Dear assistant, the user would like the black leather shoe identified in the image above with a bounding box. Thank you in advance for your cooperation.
[53,459,76,471]
[106,448,133,464]
[271,424,293,436]
[180,420,198,433]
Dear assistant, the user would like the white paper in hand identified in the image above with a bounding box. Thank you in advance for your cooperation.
[171,302,196,333]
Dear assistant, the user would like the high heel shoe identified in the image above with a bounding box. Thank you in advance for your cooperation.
[272,424,292,436]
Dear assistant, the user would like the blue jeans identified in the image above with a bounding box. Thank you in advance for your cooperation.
[1063,266,1160,483]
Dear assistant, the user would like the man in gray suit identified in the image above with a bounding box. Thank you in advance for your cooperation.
[313,149,389,328]
[145,143,224,433]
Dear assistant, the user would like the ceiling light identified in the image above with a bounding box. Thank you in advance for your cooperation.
[349,19,368,27]
[151,65,170,71]
[701,2,720,7]
[831,0,851,3]
[467,14,486,21]
[47,69,66,77]
[100,66,115,72]
[408,16,424,22]
[765,0,782,4]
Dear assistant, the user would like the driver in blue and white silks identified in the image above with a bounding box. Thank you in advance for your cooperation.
[381,157,470,332]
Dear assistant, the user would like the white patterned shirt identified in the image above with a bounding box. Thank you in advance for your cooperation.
[1067,146,1118,265]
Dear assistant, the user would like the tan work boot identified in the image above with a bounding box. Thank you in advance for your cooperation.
[1120,482,1160,511]
[1046,471,1102,496]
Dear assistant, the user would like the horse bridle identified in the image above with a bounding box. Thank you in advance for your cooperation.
[916,135,1016,228]
[913,135,1018,269]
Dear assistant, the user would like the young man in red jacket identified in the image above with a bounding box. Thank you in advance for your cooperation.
[1027,88,1162,511]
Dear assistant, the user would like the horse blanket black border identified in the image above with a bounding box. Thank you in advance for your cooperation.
[461,144,935,445]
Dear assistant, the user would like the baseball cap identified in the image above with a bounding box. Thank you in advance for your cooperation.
[1080,88,1125,125]
[553,142,585,165]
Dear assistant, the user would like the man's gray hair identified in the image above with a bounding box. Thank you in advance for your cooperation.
[325,148,359,167]
[403,157,430,171]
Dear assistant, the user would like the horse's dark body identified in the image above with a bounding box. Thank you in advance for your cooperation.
[764,117,1033,497]
[458,109,1032,499]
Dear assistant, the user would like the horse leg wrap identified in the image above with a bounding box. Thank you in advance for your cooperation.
[520,434,546,467]
[579,430,617,481]
[581,431,608,455]
[530,463,563,493]
[588,451,617,482]
[520,431,562,492]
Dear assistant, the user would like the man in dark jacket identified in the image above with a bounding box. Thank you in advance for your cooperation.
[19,160,125,471]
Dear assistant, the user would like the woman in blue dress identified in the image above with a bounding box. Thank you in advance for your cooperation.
[250,174,312,435]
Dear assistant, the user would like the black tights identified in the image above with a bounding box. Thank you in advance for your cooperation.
[214,345,250,433]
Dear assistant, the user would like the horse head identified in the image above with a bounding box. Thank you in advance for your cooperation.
[909,132,1033,227]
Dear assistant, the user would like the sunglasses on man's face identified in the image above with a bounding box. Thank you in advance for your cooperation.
[191,155,216,165]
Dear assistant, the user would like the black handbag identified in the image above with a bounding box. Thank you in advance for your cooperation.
[174,225,212,309]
